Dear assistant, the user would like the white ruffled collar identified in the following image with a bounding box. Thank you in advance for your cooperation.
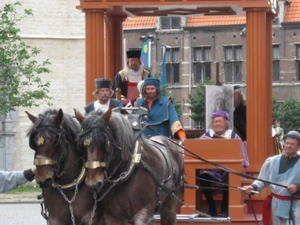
[208,129,233,139]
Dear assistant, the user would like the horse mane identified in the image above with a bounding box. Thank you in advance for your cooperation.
[78,110,133,161]
[27,109,81,168]
[27,109,80,139]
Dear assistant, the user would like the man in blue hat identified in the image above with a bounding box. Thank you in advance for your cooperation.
[112,50,151,106]
[233,85,247,141]
[135,77,186,143]
[243,130,300,225]
[85,78,123,115]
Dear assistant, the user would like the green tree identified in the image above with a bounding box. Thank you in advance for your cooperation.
[276,98,300,132]
[187,79,214,128]
[0,2,52,115]
[161,84,182,118]
[272,96,281,124]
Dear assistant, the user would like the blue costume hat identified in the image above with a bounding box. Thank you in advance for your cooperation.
[211,110,230,120]
[283,130,300,143]
[144,77,160,89]
[234,85,241,92]
[95,78,111,89]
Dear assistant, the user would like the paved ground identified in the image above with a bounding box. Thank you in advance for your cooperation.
[0,192,47,224]
[0,191,40,203]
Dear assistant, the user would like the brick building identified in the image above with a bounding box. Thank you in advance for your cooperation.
[123,0,300,128]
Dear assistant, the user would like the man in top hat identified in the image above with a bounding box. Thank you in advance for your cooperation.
[84,78,123,115]
[243,130,300,225]
[233,85,247,141]
[112,50,151,106]
[199,110,249,217]
[135,77,186,143]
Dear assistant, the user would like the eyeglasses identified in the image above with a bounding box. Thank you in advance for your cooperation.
[212,120,225,124]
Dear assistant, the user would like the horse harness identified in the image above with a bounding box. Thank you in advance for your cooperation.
[82,109,183,208]
[31,125,88,224]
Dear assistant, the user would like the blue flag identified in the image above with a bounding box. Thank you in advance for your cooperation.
[140,41,150,68]
[161,45,167,86]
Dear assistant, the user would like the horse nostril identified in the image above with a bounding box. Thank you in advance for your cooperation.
[41,178,53,188]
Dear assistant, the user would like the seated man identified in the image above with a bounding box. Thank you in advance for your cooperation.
[135,77,186,143]
[84,78,123,115]
[199,110,249,217]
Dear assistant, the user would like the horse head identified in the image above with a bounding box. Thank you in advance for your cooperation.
[26,109,81,188]
[74,108,133,192]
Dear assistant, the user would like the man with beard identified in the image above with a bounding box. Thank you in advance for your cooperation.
[113,50,151,106]
[199,110,249,217]
[135,77,186,144]
[233,85,247,141]
[84,78,123,115]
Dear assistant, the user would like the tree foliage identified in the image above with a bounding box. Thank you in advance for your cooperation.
[272,96,281,123]
[187,80,214,128]
[275,98,300,132]
[0,2,52,115]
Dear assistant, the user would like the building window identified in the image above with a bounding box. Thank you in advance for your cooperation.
[273,45,280,82]
[296,45,300,82]
[193,47,211,84]
[224,46,243,83]
[161,17,181,29]
[163,48,180,84]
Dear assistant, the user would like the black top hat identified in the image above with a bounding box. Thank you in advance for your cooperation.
[95,78,111,89]
[126,50,141,59]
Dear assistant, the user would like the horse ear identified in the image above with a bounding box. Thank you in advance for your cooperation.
[54,109,64,125]
[25,111,38,123]
[103,107,112,125]
[74,108,85,124]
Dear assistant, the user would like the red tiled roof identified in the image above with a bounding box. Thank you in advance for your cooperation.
[123,15,246,29]
[187,15,246,26]
[285,0,300,22]
[123,17,156,29]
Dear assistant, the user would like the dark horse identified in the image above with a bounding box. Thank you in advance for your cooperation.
[26,109,101,225]
[74,108,185,225]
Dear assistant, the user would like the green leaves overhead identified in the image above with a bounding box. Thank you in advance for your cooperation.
[0,2,52,114]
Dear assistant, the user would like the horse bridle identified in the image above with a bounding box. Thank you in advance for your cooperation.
[32,136,56,166]
[32,132,86,190]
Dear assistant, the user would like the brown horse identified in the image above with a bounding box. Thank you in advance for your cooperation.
[26,109,102,225]
[74,108,185,225]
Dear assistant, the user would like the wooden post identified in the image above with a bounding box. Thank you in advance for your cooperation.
[84,10,105,104]
[246,8,271,170]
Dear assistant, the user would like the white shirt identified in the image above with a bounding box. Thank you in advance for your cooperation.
[94,99,110,112]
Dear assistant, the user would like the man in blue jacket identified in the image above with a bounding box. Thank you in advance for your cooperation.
[135,77,186,143]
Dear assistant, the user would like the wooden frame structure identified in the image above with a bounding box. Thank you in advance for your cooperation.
[76,0,277,223]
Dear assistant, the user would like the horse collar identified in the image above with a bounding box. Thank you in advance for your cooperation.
[51,166,86,190]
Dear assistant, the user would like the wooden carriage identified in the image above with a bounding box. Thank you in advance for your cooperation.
[76,0,278,224]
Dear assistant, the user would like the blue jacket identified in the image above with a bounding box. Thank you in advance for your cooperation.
[136,96,180,138]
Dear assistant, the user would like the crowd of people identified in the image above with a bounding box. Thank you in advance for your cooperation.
[3,49,299,225]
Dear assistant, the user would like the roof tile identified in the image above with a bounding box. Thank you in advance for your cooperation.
[285,0,300,22]
[123,17,156,29]
[187,15,246,26]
